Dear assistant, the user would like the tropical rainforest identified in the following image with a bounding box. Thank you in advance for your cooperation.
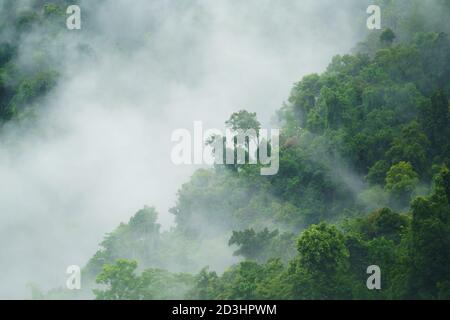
[1,0,449,300]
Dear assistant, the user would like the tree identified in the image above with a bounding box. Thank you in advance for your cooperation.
[290,223,351,299]
[357,208,409,243]
[188,268,221,300]
[221,110,262,170]
[225,110,261,132]
[94,260,142,300]
[407,167,450,299]
[386,122,430,174]
[139,269,194,300]
[421,90,450,157]
[296,222,349,274]
[366,160,390,185]
[380,28,396,45]
[409,195,449,298]
[289,73,321,127]
[229,228,296,262]
[84,207,162,279]
[229,229,277,261]
[218,261,264,300]
[385,162,419,207]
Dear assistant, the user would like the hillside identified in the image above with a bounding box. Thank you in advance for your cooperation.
[1,0,449,300]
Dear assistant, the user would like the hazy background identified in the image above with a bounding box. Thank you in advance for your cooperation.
[0,0,370,298]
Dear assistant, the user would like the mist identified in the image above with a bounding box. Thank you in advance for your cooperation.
[0,0,370,298]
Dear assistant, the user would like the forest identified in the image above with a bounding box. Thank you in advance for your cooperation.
[1,0,449,300]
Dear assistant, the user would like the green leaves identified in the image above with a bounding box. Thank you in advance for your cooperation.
[94,260,141,300]
[296,223,349,274]
[229,228,296,262]
[84,207,162,280]
[380,28,396,44]
[225,110,261,132]
[94,259,194,300]
[385,161,419,206]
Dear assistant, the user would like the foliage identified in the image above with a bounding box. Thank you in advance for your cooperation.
[385,161,419,206]
[12,0,450,300]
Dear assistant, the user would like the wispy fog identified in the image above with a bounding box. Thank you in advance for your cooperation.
[0,0,369,298]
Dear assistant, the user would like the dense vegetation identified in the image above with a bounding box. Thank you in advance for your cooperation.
[0,0,80,122]
[1,0,449,300]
